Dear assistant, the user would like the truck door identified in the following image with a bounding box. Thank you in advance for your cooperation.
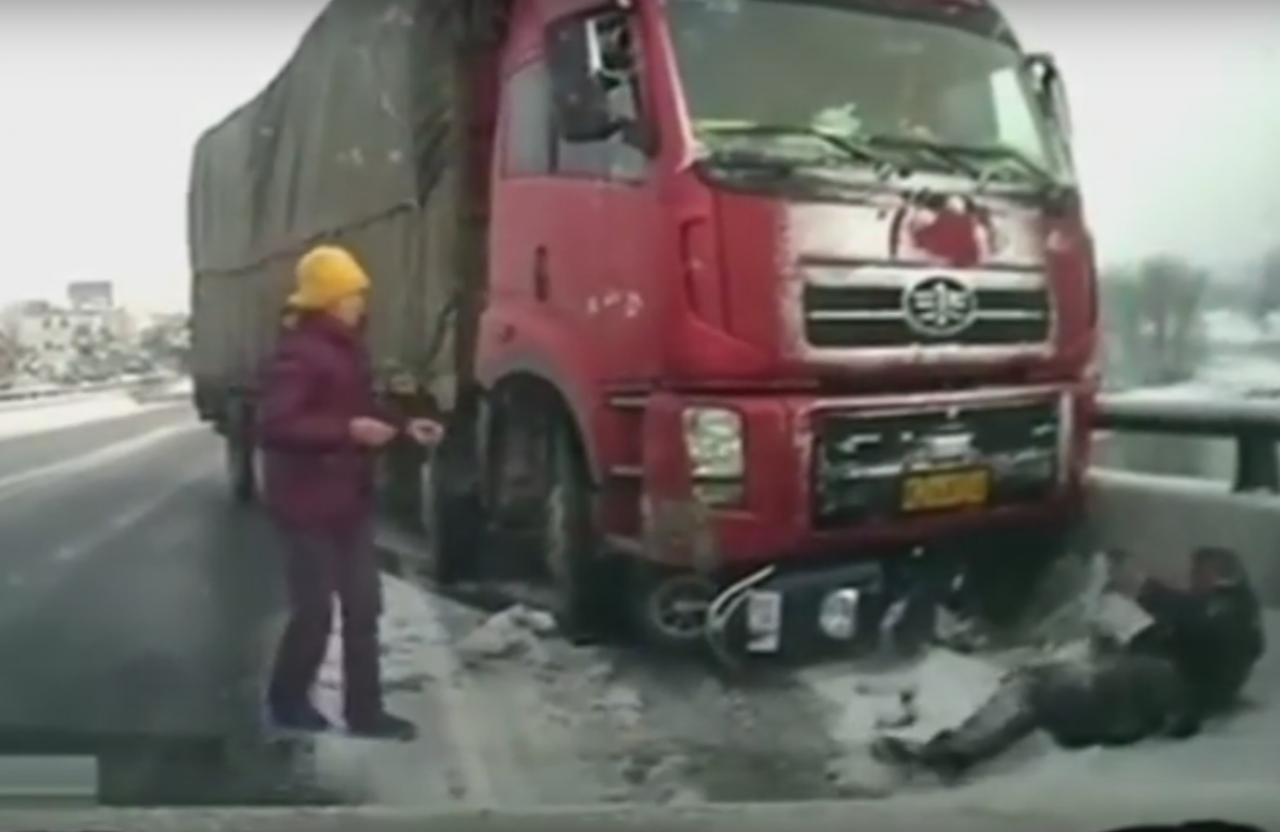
[488,8,660,388]
[545,6,661,384]
[489,55,605,369]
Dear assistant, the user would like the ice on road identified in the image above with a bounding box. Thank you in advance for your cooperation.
[0,390,177,442]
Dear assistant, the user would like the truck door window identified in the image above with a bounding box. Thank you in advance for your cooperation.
[547,11,648,183]
[504,61,554,177]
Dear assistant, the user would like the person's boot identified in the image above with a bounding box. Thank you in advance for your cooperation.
[347,710,418,741]
[268,699,332,733]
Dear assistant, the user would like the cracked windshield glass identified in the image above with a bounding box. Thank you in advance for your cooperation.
[0,0,1278,826]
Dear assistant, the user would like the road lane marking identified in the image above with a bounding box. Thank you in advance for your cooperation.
[47,459,214,567]
[0,455,218,635]
[0,423,202,501]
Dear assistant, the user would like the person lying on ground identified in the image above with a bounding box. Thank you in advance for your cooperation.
[873,546,1264,779]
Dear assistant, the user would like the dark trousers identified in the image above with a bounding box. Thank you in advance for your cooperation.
[921,654,1191,769]
[267,522,384,723]
[922,671,1042,767]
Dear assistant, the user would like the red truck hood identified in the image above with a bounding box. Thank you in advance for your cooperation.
[708,183,1096,388]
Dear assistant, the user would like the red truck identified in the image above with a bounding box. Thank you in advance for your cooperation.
[190,0,1097,652]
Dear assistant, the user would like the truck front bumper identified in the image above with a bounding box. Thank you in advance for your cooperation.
[639,381,1094,575]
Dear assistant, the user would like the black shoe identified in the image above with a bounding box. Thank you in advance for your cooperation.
[347,711,418,741]
[269,700,332,733]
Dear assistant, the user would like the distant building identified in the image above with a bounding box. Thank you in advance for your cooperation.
[67,281,114,311]
[9,288,136,381]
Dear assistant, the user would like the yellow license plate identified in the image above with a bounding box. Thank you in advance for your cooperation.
[902,469,990,512]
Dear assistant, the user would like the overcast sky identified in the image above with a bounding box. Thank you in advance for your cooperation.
[1,2,1278,313]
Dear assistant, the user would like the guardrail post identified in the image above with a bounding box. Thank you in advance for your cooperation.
[1234,431,1279,493]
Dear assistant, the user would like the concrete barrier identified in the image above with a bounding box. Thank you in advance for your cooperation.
[1092,392,1280,601]
[1087,470,1280,603]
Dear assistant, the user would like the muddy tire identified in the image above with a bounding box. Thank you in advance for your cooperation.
[543,420,609,639]
[958,524,1077,630]
[427,443,484,586]
[223,399,258,504]
[629,568,716,652]
[225,434,257,504]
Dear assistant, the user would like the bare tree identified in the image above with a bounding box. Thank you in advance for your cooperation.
[1137,256,1207,383]
[1256,247,1280,330]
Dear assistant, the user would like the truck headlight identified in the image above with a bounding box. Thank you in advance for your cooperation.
[683,407,744,480]
[819,588,861,641]
[683,407,744,506]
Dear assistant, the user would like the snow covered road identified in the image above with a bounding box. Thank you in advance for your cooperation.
[0,386,186,442]
[0,377,1276,819]
[290,563,1280,813]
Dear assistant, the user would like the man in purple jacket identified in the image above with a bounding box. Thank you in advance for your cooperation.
[258,245,443,740]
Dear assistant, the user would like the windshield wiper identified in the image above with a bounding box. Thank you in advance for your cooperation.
[865,135,1061,192]
[696,123,901,174]
[860,133,986,181]
[967,144,1061,192]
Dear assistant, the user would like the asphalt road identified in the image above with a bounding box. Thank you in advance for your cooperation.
[0,403,281,742]
[0,402,328,804]
[2,394,1278,821]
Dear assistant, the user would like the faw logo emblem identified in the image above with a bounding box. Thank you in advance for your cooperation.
[902,275,977,337]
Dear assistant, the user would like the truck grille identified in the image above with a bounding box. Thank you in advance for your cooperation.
[812,397,1061,529]
[802,268,1051,350]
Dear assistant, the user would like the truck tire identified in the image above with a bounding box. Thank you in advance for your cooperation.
[960,524,1077,630]
[427,466,483,586]
[223,399,258,504]
[225,433,257,504]
[542,419,610,639]
[426,426,485,585]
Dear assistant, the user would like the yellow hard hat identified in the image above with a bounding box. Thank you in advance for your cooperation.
[288,245,371,311]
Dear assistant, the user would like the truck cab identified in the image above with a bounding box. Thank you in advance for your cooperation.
[462,0,1098,647]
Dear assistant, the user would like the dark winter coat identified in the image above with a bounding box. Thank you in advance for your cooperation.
[1033,575,1264,748]
[258,313,398,530]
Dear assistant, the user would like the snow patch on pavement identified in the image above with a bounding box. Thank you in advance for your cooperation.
[454,605,557,667]
[294,555,1280,810]
[0,391,171,442]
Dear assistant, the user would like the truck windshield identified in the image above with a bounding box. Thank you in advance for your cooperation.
[666,0,1073,184]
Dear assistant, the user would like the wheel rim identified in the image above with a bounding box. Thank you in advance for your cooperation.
[646,575,715,642]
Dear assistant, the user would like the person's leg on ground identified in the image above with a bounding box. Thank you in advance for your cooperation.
[921,671,1040,768]
[267,528,338,730]
[337,523,417,740]
[875,670,1040,778]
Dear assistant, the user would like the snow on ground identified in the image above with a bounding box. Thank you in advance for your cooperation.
[293,554,1280,811]
[0,384,187,442]
[1111,350,1280,403]
[304,576,841,807]
[1203,309,1270,348]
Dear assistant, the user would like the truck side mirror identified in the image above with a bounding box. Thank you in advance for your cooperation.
[546,12,644,146]
[1025,52,1073,140]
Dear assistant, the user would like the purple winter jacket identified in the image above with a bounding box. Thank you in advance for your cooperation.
[257,313,398,531]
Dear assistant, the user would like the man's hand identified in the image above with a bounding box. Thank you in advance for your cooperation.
[406,418,445,447]
[349,417,398,448]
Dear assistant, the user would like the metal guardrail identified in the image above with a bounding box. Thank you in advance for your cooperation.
[0,376,169,406]
[1096,391,1280,493]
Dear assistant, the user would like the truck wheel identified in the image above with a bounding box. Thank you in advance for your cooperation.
[629,568,716,651]
[959,525,1076,630]
[542,420,609,639]
[225,433,257,504]
[427,449,484,586]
